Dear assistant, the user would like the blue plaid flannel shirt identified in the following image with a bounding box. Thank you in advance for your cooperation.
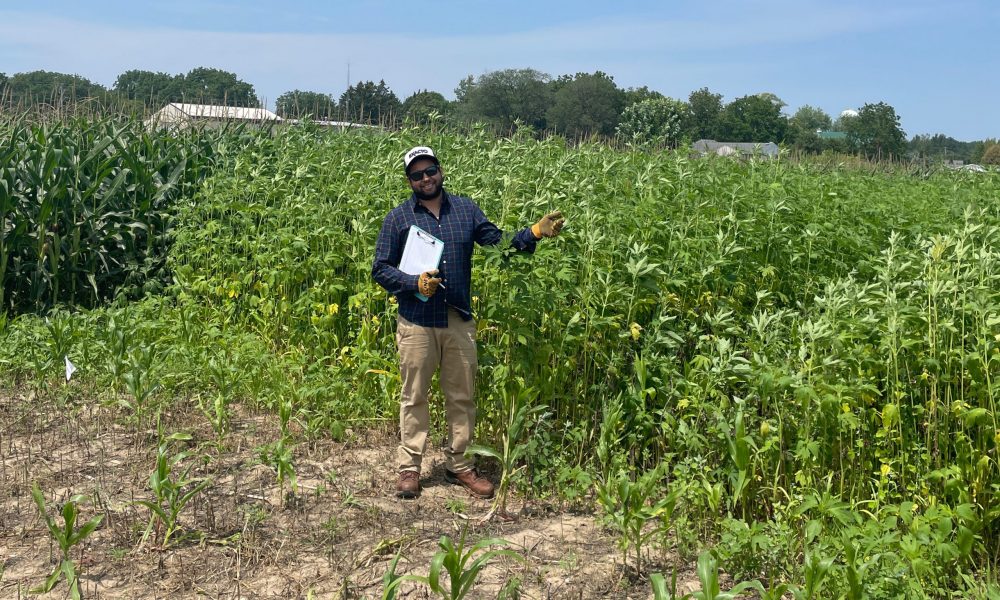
[372,190,538,327]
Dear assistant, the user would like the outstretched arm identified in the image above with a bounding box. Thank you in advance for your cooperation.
[473,206,564,250]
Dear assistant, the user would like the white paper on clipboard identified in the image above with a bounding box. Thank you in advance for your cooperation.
[398,225,444,301]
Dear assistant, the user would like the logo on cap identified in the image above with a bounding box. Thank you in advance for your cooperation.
[404,146,438,170]
[408,148,430,161]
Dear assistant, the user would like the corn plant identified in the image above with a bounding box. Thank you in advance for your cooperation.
[22,310,79,393]
[682,551,760,600]
[595,392,677,574]
[723,405,755,516]
[136,433,211,548]
[465,377,546,521]
[381,551,405,600]
[796,551,835,600]
[0,117,231,313]
[102,313,131,389]
[120,343,160,423]
[384,528,524,600]
[200,355,242,444]
[650,572,677,600]
[597,464,677,576]
[257,392,298,505]
[31,482,103,600]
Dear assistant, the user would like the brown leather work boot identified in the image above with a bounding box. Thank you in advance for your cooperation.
[396,470,420,498]
[445,469,495,499]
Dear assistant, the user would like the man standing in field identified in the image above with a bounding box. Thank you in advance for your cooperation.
[372,146,563,499]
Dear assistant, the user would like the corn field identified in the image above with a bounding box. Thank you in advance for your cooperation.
[0,117,233,313]
[3,119,1000,597]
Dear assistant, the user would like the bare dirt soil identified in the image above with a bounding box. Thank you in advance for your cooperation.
[0,387,697,599]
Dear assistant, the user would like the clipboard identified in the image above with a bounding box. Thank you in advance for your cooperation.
[398,225,444,302]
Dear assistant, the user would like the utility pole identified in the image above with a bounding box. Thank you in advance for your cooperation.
[345,61,351,122]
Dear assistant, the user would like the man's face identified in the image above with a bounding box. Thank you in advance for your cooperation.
[406,157,444,201]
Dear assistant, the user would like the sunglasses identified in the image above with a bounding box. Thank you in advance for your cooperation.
[407,165,441,181]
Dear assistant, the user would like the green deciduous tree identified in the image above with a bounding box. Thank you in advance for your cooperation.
[718,94,788,143]
[790,105,833,133]
[686,87,724,140]
[967,138,996,163]
[623,86,665,109]
[338,80,401,125]
[546,71,624,138]
[454,68,552,132]
[757,92,786,111]
[112,67,258,109]
[846,101,907,160]
[180,67,259,107]
[788,105,834,153]
[909,133,980,163]
[5,71,108,108]
[276,90,337,120]
[401,90,450,125]
[114,70,183,107]
[982,144,1000,166]
[616,96,690,148]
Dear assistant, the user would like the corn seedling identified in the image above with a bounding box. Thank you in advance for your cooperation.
[497,576,522,599]
[257,392,298,506]
[682,551,760,600]
[200,392,231,445]
[381,551,405,600]
[202,356,238,444]
[799,551,835,600]
[597,463,677,576]
[120,344,160,424]
[650,572,677,600]
[136,433,211,548]
[385,527,524,600]
[31,482,103,600]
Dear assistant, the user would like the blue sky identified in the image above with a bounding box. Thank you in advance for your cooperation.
[1,0,995,141]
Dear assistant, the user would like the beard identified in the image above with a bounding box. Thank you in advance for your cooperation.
[413,180,443,201]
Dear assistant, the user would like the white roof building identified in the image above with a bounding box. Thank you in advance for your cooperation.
[146,103,282,129]
[692,139,780,159]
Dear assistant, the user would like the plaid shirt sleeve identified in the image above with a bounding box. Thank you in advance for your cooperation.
[372,209,420,294]
[471,203,539,251]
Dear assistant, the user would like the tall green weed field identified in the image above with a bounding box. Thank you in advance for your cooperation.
[3,121,1000,595]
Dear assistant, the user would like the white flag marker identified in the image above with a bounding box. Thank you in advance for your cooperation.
[65,356,77,382]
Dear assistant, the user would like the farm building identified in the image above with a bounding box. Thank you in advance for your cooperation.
[692,139,780,159]
[145,103,282,130]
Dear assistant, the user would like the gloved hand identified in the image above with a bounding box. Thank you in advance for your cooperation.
[418,269,442,297]
[531,210,564,239]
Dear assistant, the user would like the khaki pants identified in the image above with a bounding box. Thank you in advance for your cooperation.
[396,309,478,473]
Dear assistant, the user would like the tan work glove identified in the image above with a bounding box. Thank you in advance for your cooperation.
[418,269,442,297]
[531,210,564,239]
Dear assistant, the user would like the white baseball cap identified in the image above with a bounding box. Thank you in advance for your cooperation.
[403,146,440,173]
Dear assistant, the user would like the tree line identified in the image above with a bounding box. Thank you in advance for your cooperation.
[1,67,996,164]
[0,68,258,112]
